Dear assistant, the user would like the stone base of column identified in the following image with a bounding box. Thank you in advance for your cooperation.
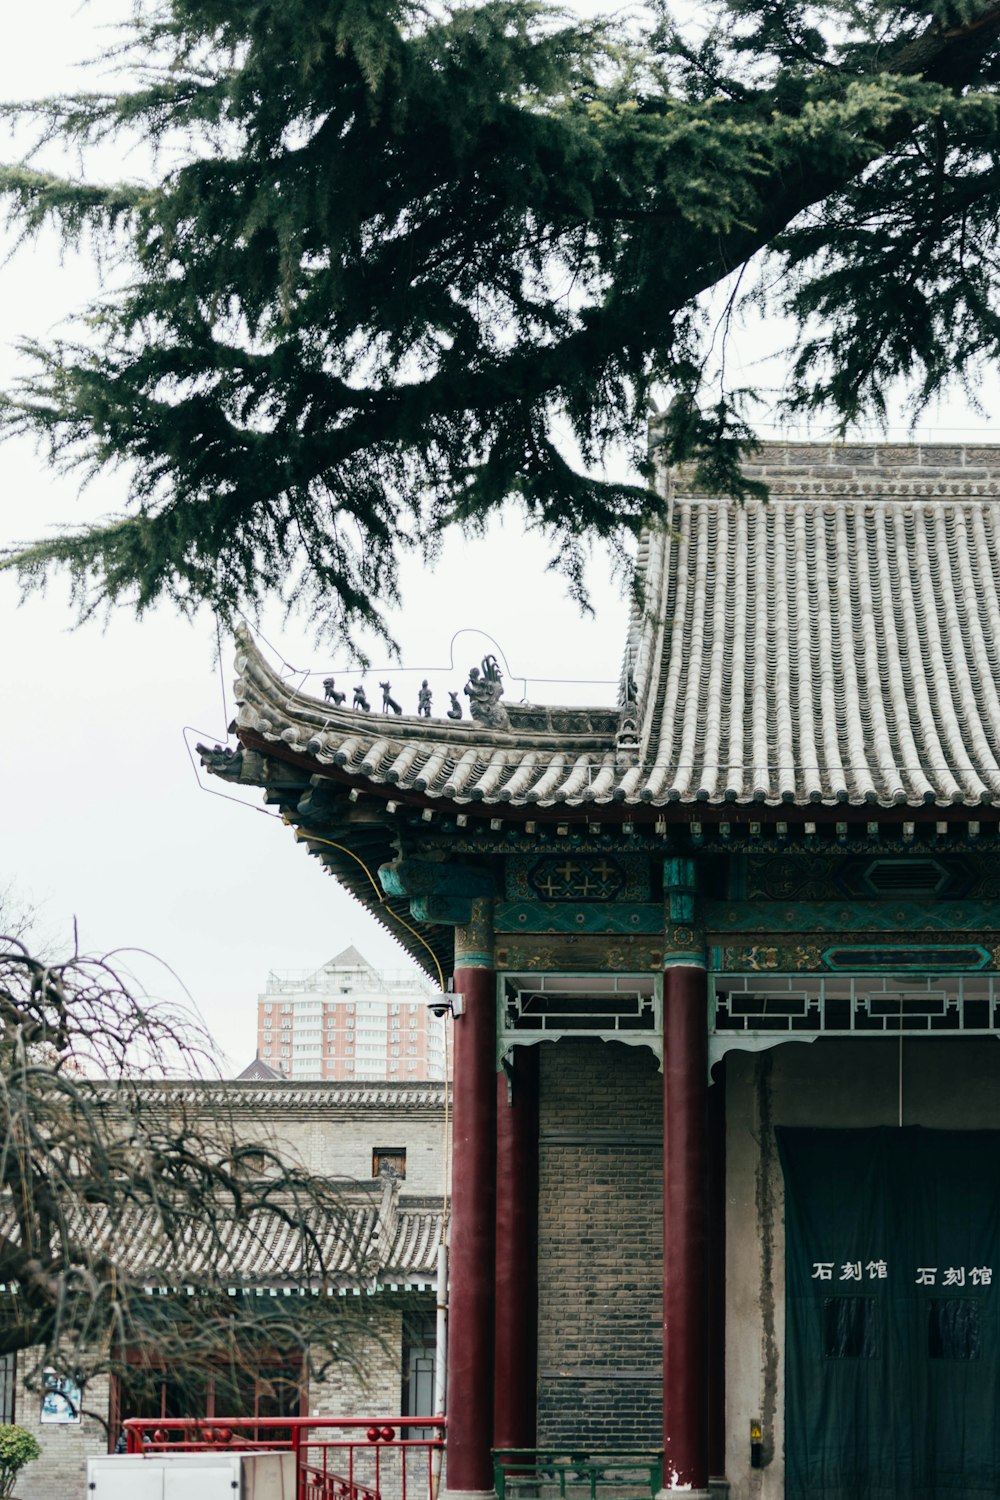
[656,1484,727,1498]
[441,1489,498,1500]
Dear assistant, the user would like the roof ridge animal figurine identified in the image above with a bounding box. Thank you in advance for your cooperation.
[380,681,402,715]
[323,677,346,705]
[464,654,510,730]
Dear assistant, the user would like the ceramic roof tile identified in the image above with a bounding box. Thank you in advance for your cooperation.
[1,1200,442,1288]
[211,444,1000,810]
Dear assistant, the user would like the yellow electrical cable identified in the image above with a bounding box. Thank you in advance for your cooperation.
[283,819,446,999]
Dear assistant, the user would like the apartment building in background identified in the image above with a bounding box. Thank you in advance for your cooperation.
[255,945,446,1081]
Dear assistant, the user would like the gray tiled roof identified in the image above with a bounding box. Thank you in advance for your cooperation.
[236,1055,285,1081]
[5,1196,442,1292]
[215,443,1000,810]
[141,1082,445,1111]
[630,494,1000,806]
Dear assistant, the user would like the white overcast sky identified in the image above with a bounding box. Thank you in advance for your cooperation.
[1,1,997,1071]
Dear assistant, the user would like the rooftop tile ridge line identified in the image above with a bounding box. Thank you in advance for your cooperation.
[644,489,677,747]
[637,523,677,784]
[623,527,651,680]
[892,506,963,800]
[623,524,659,710]
[834,505,876,802]
[813,504,848,797]
[726,504,749,801]
[771,504,795,803]
[750,498,771,799]
[374,1173,401,1275]
[934,506,1000,795]
[671,501,711,800]
[915,507,988,800]
[852,504,901,800]
[704,505,735,801]
[967,508,1000,755]
[872,503,932,803]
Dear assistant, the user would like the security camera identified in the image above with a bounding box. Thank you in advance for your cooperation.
[427,994,465,1018]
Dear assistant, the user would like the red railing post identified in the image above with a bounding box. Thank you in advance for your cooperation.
[292,1421,303,1500]
[117,1413,447,1500]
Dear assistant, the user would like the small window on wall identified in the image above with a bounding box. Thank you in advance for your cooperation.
[0,1354,15,1424]
[373,1147,406,1180]
[402,1313,437,1435]
[823,1298,878,1359]
[929,1299,981,1360]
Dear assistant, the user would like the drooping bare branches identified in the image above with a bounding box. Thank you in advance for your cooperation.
[0,934,381,1407]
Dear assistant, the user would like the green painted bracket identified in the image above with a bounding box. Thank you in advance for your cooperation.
[664,855,697,923]
[378,857,494,900]
[410,894,475,925]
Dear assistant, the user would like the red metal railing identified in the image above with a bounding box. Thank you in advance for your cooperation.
[123,1415,446,1500]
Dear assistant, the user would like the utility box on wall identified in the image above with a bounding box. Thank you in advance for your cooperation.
[86,1452,296,1499]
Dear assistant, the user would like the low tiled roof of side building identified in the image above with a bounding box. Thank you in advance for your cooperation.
[1,1193,443,1292]
[111,1081,446,1111]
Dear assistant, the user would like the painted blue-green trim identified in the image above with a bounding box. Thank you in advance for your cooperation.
[820,943,993,972]
[663,856,697,890]
[664,855,698,924]
[454,952,494,969]
[504,852,652,903]
[704,899,1000,934]
[494,900,663,935]
[662,953,708,970]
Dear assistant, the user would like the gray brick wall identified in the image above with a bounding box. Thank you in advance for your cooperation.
[308,1304,404,1416]
[234,1107,447,1195]
[536,1040,662,1449]
[672,441,1000,499]
[13,1354,110,1500]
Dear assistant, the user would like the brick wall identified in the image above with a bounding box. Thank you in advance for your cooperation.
[308,1302,434,1500]
[12,1352,110,1500]
[308,1304,405,1416]
[536,1040,662,1448]
[255,1111,446,1195]
[685,441,1000,499]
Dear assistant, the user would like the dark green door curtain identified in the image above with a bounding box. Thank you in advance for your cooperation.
[779,1128,1000,1500]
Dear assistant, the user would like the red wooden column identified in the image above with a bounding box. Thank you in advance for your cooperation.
[446,900,498,1499]
[494,1046,540,1457]
[707,1061,727,1483]
[662,963,710,1497]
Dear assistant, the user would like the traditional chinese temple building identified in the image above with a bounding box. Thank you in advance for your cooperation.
[201,441,1000,1500]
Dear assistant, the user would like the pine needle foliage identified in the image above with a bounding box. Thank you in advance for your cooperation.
[4,0,1000,642]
